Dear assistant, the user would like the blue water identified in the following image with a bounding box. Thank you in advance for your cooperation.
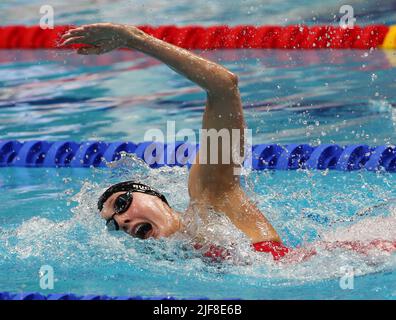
[1,165,396,299]
[1,0,396,299]
[1,0,396,25]
[1,49,395,145]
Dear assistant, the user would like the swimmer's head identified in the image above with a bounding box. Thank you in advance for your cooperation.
[98,181,181,239]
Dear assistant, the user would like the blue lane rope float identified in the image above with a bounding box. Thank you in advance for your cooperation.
[0,291,210,300]
[0,140,395,171]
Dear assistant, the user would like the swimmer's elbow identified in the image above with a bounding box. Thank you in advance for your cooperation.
[209,71,239,95]
[221,71,238,90]
[227,71,238,85]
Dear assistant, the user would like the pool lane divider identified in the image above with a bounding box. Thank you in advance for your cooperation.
[0,24,395,50]
[381,25,396,49]
[0,140,395,172]
[0,291,209,300]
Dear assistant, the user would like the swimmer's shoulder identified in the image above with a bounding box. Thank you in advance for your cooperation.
[187,186,281,243]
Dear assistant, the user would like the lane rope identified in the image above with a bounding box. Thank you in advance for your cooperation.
[0,25,394,50]
[0,140,395,171]
[0,291,208,300]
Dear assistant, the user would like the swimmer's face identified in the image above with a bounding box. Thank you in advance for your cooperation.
[100,192,181,239]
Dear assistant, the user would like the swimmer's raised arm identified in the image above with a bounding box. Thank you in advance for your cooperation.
[61,24,237,97]
[61,23,245,194]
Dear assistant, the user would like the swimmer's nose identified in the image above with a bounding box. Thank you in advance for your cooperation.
[116,217,133,234]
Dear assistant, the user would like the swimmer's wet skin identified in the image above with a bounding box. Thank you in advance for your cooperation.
[61,23,396,262]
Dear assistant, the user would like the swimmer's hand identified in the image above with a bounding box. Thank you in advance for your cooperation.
[60,23,143,55]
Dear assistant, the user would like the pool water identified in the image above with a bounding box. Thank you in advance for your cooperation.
[1,0,396,299]
[2,0,396,26]
[1,49,396,145]
[0,163,396,299]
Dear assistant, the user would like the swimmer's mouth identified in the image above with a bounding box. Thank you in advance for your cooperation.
[130,223,154,239]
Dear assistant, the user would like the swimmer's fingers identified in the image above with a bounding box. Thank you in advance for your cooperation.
[61,35,118,54]
[64,24,118,40]
[60,36,88,47]
[61,26,104,45]
[62,25,103,37]
[61,29,86,40]
[60,35,111,48]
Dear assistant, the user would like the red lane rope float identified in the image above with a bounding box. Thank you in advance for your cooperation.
[0,24,395,50]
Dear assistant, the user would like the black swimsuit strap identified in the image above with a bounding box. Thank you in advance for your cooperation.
[98,181,169,211]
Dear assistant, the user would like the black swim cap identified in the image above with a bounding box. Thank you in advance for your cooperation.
[97,181,169,211]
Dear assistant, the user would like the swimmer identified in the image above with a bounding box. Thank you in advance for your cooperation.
[61,23,396,261]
